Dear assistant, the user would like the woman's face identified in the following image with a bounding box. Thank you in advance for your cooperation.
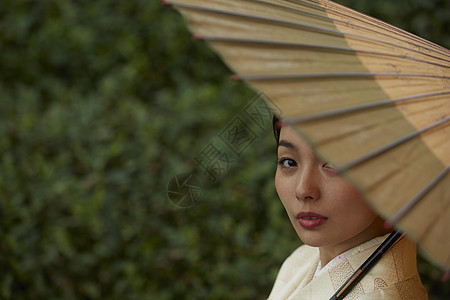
[275,126,385,252]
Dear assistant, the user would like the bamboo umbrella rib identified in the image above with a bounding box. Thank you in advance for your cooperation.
[170,2,345,37]
[256,0,337,19]
[337,116,450,174]
[312,0,442,51]
[234,73,450,81]
[283,91,450,123]
[388,166,450,226]
[251,0,449,57]
[199,36,450,69]
[169,1,450,64]
[254,0,340,23]
[313,0,448,55]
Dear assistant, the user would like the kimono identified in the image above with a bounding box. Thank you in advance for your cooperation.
[268,234,428,299]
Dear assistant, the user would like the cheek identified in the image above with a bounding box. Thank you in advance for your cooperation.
[275,172,291,204]
[274,170,281,190]
[275,171,289,193]
[275,173,299,225]
[337,185,377,221]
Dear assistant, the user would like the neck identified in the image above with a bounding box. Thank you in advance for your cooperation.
[318,217,391,267]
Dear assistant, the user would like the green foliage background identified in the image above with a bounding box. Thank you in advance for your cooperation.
[0,0,448,299]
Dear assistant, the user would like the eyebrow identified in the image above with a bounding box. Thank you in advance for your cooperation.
[278,140,297,150]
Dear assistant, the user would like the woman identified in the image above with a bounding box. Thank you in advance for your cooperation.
[268,118,428,299]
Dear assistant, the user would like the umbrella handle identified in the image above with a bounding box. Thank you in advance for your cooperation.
[329,230,403,300]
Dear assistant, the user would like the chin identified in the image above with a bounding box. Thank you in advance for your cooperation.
[300,238,326,248]
[295,229,327,247]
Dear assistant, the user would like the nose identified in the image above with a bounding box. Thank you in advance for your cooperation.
[295,167,321,201]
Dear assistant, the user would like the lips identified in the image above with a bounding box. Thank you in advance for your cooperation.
[296,212,328,229]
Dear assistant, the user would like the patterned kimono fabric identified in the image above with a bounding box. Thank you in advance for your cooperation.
[268,234,428,299]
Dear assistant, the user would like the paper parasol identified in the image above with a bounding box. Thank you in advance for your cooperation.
[164,0,450,271]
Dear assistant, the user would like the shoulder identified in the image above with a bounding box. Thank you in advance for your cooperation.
[268,244,318,299]
[275,244,318,283]
[284,244,317,266]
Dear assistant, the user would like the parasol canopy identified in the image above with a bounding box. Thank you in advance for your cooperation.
[164,0,450,271]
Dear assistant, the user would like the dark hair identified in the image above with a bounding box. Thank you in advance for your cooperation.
[273,115,281,145]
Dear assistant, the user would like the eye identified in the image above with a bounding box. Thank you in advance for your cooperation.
[278,158,297,168]
[322,162,338,174]
[322,162,336,168]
